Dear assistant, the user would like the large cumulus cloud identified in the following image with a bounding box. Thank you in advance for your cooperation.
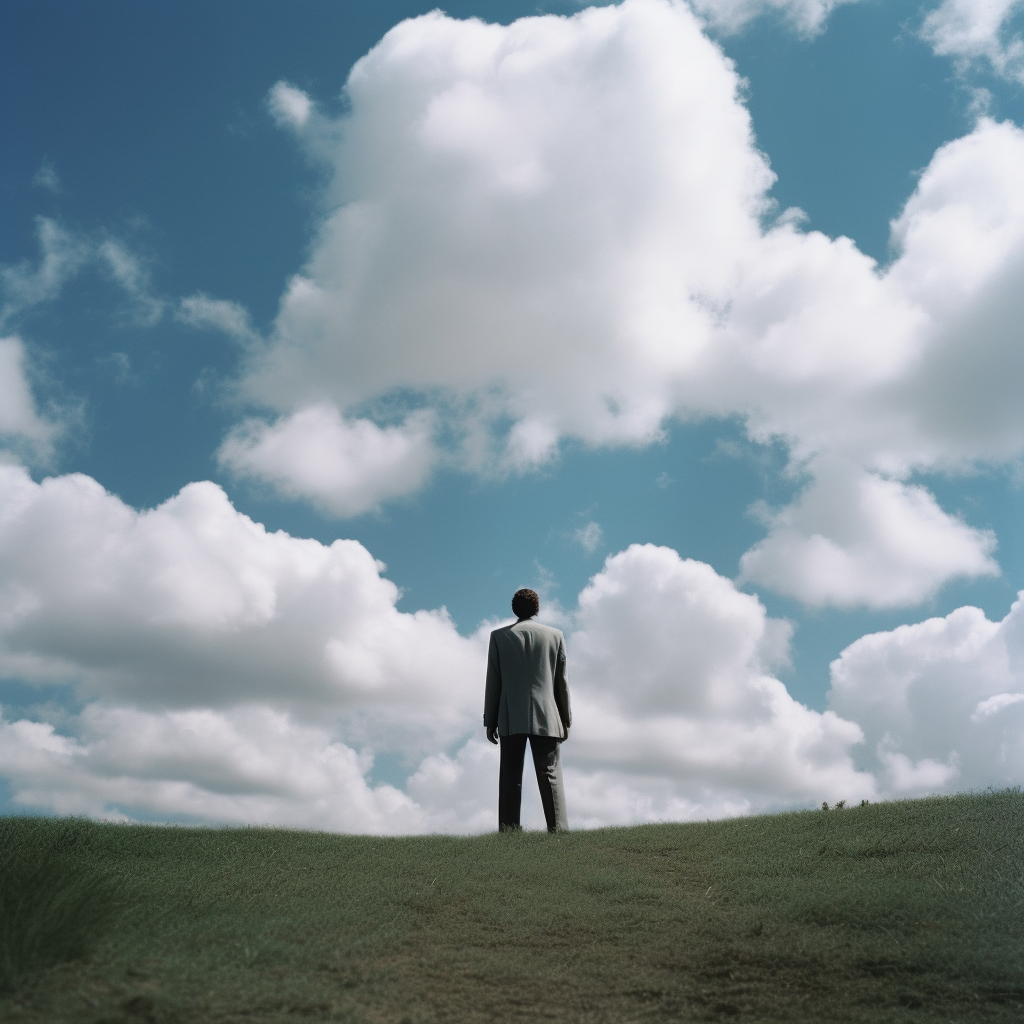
[0,464,481,754]
[241,0,771,451]
[212,0,1023,609]
[0,707,422,831]
[829,593,1024,796]
[565,543,874,820]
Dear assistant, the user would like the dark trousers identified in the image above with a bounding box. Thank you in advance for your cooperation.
[498,733,568,833]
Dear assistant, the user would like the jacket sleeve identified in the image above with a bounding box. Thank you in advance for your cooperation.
[554,635,571,733]
[483,632,502,730]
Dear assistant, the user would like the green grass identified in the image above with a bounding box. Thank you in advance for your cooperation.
[0,791,1021,1023]
[0,818,117,995]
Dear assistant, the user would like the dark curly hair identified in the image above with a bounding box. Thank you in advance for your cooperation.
[511,588,540,620]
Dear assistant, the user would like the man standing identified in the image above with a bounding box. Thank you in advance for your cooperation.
[484,588,571,832]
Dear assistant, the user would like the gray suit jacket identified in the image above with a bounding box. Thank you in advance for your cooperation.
[484,619,571,739]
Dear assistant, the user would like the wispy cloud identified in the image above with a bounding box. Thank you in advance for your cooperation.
[691,0,863,38]
[177,293,260,345]
[0,336,61,462]
[574,521,603,553]
[0,217,164,329]
[0,218,90,327]
[32,158,62,195]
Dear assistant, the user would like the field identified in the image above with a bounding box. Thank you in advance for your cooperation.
[0,791,1021,1023]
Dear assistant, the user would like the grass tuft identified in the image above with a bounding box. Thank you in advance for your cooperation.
[0,817,118,992]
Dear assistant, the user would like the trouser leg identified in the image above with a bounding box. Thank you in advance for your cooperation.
[529,735,568,832]
[498,734,528,831]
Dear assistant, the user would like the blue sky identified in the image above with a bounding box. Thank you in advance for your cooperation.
[1,0,1023,830]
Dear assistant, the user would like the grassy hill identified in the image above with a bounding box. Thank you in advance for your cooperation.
[0,791,1021,1023]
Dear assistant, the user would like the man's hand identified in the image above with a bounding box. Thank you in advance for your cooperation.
[486,726,499,745]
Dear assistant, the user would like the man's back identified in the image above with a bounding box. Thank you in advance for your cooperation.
[484,619,571,738]
[484,589,571,832]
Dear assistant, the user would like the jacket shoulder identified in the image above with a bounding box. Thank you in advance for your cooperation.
[492,620,564,641]
[518,621,564,641]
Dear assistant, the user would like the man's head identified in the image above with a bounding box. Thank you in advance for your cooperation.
[511,588,540,620]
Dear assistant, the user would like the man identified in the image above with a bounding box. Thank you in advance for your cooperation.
[483,588,571,832]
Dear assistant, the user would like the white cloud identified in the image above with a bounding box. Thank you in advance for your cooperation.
[720,119,1024,602]
[268,81,313,129]
[829,593,1024,797]
[701,118,1024,481]
[1,218,91,326]
[233,1,1024,606]
[971,690,1024,722]
[574,520,603,553]
[405,738,501,833]
[882,119,1024,469]
[249,0,771,431]
[218,405,437,517]
[177,293,259,344]
[738,462,998,608]
[565,544,873,817]
[97,239,165,326]
[0,465,480,753]
[0,337,59,460]
[0,705,423,831]
[504,417,561,471]
[921,0,1024,83]
[691,0,861,36]
[1,217,165,328]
